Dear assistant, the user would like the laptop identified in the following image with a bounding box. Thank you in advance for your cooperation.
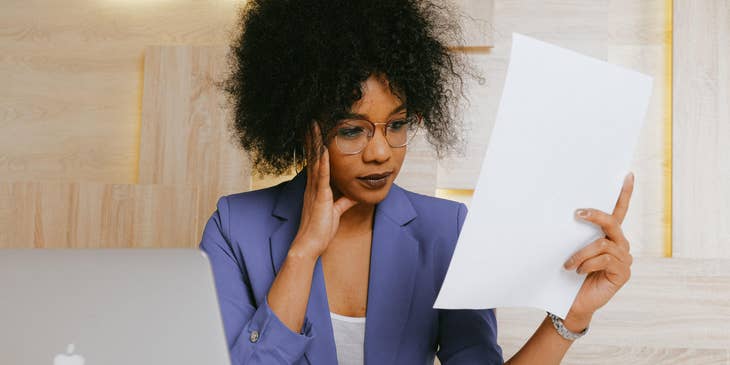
[0,249,232,365]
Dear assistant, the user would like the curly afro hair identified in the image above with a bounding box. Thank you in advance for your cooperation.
[224,0,477,176]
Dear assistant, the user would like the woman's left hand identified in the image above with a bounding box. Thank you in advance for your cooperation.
[563,172,635,326]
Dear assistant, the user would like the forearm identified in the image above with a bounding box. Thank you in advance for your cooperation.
[266,241,318,333]
[504,313,592,365]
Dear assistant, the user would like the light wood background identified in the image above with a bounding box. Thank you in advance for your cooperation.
[673,0,730,259]
[0,0,240,184]
[0,0,671,255]
[2,0,729,364]
[0,182,218,248]
[498,257,730,364]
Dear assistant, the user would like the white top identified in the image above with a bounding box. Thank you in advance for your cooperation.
[330,312,366,365]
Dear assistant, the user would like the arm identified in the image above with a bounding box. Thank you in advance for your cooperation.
[503,313,591,365]
[436,308,504,364]
[507,173,636,364]
[266,123,358,334]
[202,123,359,364]
[448,173,636,364]
[200,197,316,365]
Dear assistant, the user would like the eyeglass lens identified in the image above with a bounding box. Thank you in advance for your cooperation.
[334,115,419,154]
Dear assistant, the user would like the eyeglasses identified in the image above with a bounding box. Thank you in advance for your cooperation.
[328,113,422,155]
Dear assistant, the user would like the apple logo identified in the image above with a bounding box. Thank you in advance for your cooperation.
[54,344,85,365]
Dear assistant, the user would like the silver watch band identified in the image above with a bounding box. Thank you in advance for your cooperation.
[547,312,589,341]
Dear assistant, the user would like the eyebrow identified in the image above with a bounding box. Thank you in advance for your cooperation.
[340,104,407,120]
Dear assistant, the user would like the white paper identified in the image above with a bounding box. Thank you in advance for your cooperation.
[433,33,653,318]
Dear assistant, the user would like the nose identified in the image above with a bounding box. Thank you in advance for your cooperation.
[361,125,392,163]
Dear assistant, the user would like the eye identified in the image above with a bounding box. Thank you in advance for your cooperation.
[387,119,409,131]
[337,126,366,139]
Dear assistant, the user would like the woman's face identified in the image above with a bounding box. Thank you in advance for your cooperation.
[325,74,407,205]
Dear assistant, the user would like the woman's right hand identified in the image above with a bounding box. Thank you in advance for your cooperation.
[290,122,359,260]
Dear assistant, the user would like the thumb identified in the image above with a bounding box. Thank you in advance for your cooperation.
[333,196,359,217]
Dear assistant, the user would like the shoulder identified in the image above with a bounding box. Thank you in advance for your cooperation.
[220,183,284,216]
[398,186,468,236]
[207,182,287,240]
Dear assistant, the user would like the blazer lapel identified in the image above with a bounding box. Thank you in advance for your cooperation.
[269,171,338,364]
[364,184,418,365]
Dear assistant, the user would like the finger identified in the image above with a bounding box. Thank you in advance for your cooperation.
[575,208,628,249]
[312,121,324,156]
[317,145,331,194]
[564,237,631,270]
[305,122,316,189]
[333,195,359,216]
[575,253,631,283]
[307,122,325,185]
[612,172,635,224]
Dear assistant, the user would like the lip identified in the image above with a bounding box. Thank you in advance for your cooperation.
[356,171,393,189]
[358,171,393,180]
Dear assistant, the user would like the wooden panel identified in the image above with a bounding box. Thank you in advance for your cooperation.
[0,0,240,183]
[0,0,487,185]
[497,341,728,365]
[395,133,438,196]
[608,0,672,257]
[138,46,251,195]
[0,182,219,248]
[673,0,730,258]
[435,53,494,190]
[497,258,730,363]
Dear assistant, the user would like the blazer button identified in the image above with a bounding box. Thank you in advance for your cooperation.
[249,330,260,343]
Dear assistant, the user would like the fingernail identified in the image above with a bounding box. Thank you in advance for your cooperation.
[563,257,574,269]
[625,172,634,184]
[576,209,590,218]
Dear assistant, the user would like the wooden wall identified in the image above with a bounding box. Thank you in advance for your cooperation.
[0,0,671,254]
[2,0,729,364]
[0,182,219,248]
[0,0,241,184]
[673,0,730,259]
[498,257,730,364]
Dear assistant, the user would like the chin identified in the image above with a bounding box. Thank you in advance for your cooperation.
[356,188,391,205]
[341,179,394,205]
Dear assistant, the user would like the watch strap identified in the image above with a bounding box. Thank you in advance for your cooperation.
[547,312,588,341]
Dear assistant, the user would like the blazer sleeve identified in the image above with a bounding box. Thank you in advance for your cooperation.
[199,196,316,365]
[436,203,505,365]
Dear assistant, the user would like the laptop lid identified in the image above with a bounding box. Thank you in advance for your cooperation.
[0,249,231,365]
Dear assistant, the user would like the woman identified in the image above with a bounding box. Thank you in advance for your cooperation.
[199,0,635,364]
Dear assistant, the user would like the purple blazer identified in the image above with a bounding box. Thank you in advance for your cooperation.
[198,170,503,364]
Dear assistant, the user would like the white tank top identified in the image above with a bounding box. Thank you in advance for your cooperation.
[330,312,366,365]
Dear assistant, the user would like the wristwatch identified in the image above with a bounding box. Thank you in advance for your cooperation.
[547,312,589,341]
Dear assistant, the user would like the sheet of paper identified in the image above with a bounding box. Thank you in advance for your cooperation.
[433,33,653,318]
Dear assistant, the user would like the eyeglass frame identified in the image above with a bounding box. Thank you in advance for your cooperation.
[323,113,423,155]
